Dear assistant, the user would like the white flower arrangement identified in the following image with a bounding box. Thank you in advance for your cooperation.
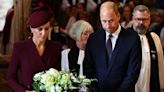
[33,68,96,92]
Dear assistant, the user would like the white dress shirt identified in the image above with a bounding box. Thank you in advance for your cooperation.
[105,25,121,50]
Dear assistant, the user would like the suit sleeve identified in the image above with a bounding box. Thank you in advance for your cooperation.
[6,43,27,92]
[83,36,96,79]
[117,35,142,92]
[83,36,99,91]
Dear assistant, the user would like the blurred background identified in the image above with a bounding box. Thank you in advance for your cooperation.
[0,0,163,91]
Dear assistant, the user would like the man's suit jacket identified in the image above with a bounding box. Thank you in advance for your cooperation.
[83,27,142,92]
[7,39,62,92]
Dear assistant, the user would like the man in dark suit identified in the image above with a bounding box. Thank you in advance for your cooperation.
[83,1,142,92]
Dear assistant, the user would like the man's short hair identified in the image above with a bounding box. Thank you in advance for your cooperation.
[100,1,120,16]
[132,5,150,15]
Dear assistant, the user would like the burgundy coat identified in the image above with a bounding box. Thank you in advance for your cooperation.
[6,39,62,92]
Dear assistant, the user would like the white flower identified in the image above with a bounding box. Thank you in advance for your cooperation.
[41,73,55,88]
[32,68,96,92]
[55,85,62,92]
[50,85,55,92]
[33,71,44,81]
[46,68,59,77]
[81,79,91,86]
[60,73,71,85]
[78,75,86,79]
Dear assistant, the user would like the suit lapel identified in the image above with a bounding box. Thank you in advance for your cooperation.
[98,38,108,69]
[96,29,108,73]
[106,28,125,74]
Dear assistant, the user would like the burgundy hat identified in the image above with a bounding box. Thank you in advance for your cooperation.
[28,4,53,28]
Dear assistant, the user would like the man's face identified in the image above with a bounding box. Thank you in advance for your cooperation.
[100,9,120,33]
[133,11,150,34]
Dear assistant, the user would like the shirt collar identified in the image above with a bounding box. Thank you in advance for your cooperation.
[106,25,121,39]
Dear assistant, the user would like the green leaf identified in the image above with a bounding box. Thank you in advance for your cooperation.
[32,82,40,92]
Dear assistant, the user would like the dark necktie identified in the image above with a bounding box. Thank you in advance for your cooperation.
[106,34,113,66]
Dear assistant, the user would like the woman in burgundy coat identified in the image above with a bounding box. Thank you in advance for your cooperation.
[6,4,62,92]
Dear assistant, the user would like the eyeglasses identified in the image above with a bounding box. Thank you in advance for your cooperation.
[133,18,149,22]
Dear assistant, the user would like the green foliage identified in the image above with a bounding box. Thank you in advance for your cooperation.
[32,68,97,92]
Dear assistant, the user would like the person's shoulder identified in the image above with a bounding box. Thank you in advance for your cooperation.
[12,39,32,53]
[123,27,138,36]
[90,28,105,38]
[126,27,134,31]
[13,39,31,47]
[47,40,62,49]
[121,27,140,42]
[94,28,104,34]
[150,32,161,40]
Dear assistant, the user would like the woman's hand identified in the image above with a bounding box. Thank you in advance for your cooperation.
[25,90,36,92]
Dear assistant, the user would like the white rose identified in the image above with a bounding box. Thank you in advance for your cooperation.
[55,85,62,92]
[47,68,59,77]
[33,71,44,81]
[60,73,71,85]
[49,85,55,92]
[41,73,55,89]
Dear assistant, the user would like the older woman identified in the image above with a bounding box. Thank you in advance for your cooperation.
[6,5,62,92]
[61,20,93,76]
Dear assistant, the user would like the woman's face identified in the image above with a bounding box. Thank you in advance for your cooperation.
[123,6,132,20]
[80,30,93,45]
[30,21,52,42]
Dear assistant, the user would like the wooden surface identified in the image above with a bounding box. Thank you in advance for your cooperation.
[0,55,11,92]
